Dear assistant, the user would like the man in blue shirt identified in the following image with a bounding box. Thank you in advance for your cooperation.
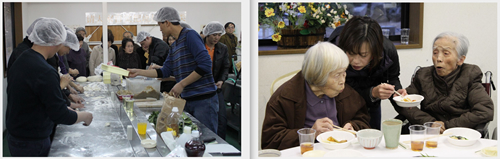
[6,18,93,157]
[128,7,219,133]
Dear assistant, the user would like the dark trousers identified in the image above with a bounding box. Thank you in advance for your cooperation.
[368,105,381,130]
[8,133,51,157]
[217,91,227,139]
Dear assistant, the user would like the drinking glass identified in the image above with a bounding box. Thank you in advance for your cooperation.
[382,29,390,39]
[137,118,148,135]
[382,119,402,149]
[424,122,442,148]
[409,125,426,152]
[297,128,316,154]
[401,28,410,45]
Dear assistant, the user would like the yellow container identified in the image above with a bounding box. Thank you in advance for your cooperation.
[137,122,147,135]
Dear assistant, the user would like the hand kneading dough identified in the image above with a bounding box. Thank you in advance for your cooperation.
[76,77,87,82]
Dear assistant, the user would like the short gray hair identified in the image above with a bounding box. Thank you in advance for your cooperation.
[302,42,349,87]
[433,32,469,59]
[123,31,134,38]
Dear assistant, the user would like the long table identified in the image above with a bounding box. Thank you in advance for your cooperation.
[279,134,497,157]
[48,82,239,157]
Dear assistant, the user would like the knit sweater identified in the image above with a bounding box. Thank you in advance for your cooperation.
[156,28,216,100]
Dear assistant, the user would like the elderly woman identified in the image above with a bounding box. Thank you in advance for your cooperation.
[394,32,494,133]
[261,42,370,150]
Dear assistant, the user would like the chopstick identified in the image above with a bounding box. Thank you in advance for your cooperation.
[394,90,411,101]
[331,124,357,135]
[402,133,452,144]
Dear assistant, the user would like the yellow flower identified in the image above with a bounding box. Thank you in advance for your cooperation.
[298,6,306,13]
[278,21,285,28]
[335,21,341,27]
[265,8,275,17]
[311,7,317,13]
[272,33,281,42]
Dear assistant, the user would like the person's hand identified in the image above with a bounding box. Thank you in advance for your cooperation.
[343,123,353,130]
[69,68,79,77]
[76,85,84,93]
[312,117,334,137]
[148,63,162,70]
[127,69,141,78]
[169,83,185,97]
[393,89,408,97]
[81,112,93,126]
[372,83,396,100]
[70,87,78,94]
[434,121,446,134]
[69,94,84,104]
[70,102,85,109]
[60,74,72,88]
[215,81,224,89]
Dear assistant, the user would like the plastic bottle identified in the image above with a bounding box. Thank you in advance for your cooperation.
[166,107,183,137]
[185,130,205,157]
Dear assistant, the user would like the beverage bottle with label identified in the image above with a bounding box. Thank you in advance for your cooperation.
[166,107,183,137]
[185,130,205,157]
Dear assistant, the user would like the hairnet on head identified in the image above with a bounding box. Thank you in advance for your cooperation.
[153,7,180,23]
[203,21,225,36]
[136,31,151,42]
[64,30,79,51]
[26,17,46,35]
[28,18,67,46]
[180,21,192,29]
[75,27,86,34]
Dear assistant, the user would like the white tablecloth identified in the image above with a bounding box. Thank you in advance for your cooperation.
[280,135,497,157]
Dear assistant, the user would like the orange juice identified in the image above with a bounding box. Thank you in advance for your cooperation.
[300,142,314,154]
[138,122,147,135]
[425,141,438,148]
[411,141,424,152]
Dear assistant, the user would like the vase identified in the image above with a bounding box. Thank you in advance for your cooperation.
[277,27,326,49]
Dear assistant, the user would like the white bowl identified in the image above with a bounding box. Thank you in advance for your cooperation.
[302,150,326,157]
[443,127,481,146]
[316,130,356,150]
[393,94,424,107]
[480,146,497,157]
[258,149,281,157]
[323,149,364,157]
[357,129,383,149]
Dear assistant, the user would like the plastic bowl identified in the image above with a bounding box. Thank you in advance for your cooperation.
[443,127,480,146]
[317,130,355,150]
[258,149,281,157]
[357,129,383,149]
[393,94,424,107]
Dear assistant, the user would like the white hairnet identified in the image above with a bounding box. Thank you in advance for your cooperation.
[64,30,79,51]
[203,21,225,36]
[180,21,192,29]
[28,18,67,46]
[136,31,150,42]
[26,17,46,35]
[153,7,180,23]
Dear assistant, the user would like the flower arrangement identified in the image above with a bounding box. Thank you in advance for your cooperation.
[259,2,352,42]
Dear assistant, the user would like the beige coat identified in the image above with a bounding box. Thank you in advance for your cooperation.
[89,45,116,75]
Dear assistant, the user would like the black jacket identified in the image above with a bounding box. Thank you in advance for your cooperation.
[328,26,403,109]
[116,48,143,69]
[7,36,33,72]
[148,37,169,65]
[203,39,230,83]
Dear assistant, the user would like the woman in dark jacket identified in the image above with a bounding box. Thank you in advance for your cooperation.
[116,38,142,69]
[328,16,405,130]
[261,42,370,150]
